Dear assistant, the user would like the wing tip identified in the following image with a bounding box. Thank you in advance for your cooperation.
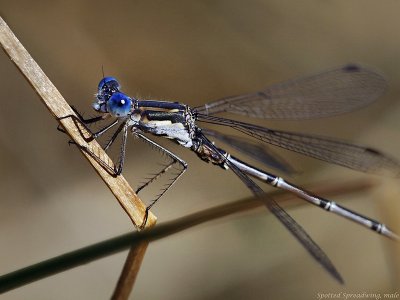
[343,63,362,72]
[332,270,345,285]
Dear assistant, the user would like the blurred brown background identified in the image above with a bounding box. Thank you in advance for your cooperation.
[1,1,400,299]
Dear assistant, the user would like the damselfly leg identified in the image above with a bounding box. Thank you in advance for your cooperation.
[57,106,112,144]
[134,132,187,226]
[60,109,188,224]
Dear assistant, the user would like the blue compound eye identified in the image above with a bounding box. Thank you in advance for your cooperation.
[107,92,132,117]
[98,76,120,91]
[97,77,121,102]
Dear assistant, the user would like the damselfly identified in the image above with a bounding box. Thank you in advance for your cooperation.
[64,64,400,283]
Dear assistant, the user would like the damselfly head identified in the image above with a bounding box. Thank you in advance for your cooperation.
[106,92,133,117]
[97,77,120,100]
[93,77,123,115]
[93,77,121,113]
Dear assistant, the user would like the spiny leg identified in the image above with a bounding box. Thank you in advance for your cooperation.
[80,120,128,176]
[60,118,119,147]
[57,105,116,144]
[58,105,109,131]
[135,133,187,228]
[136,161,176,194]
[92,119,119,139]
[57,106,128,176]
[113,122,129,175]
[70,105,108,124]
[78,118,127,175]
[104,121,126,151]
[57,114,101,143]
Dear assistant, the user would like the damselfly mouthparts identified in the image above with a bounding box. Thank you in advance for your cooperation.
[65,64,400,283]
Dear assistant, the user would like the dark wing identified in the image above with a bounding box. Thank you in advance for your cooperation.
[199,133,343,284]
[195,64,387,119]
[202,128,295,174]
[197,115,400,176]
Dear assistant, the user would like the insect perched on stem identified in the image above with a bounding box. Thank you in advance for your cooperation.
[65,64,400,283]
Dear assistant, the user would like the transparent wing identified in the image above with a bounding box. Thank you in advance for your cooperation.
[202,128,295,174]
[198,115,400,176]
[195,64,387,119]
[199,133,343,284]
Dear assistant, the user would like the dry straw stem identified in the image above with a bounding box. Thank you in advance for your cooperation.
[0,179,375,294]
[111,242,150,300]
[0,16,156,228]
[0,16,155,299]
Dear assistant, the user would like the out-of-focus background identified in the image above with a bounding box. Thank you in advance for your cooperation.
[1,1,400,299]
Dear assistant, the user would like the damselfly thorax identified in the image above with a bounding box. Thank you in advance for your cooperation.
[126,100,225,167]
[127,100,196,148]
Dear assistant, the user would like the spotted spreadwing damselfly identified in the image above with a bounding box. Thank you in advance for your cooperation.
[61,64,400,283]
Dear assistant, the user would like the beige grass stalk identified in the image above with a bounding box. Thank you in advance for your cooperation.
[0,16,155,299]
